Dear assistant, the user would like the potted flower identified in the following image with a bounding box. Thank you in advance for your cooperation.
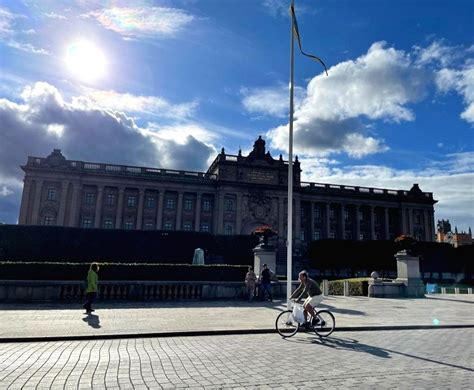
[252,225,277,246]
[394,234,417,254]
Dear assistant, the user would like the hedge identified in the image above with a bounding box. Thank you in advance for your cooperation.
[327,278,369,296]
[0,262,249,282]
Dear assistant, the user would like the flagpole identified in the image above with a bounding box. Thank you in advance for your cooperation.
[287,0,295,307]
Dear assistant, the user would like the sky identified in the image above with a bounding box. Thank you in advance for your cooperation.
[0,0,473,233]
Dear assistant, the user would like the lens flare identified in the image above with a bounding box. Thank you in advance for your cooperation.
[432,318,440,325]
[65,41,106,82]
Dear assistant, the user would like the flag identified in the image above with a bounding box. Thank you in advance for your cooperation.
[291,5,328,76]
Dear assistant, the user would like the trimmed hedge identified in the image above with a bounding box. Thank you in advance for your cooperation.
[0,262,249,282]
[0,225,259,265]
[327,278,369,296]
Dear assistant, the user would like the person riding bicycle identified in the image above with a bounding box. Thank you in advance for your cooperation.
[289,270,322,325]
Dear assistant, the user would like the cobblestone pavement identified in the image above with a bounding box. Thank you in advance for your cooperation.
[1,295,473,339]
[0,328,472,389]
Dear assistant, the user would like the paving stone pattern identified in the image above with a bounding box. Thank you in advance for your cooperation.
[0,328,473,389]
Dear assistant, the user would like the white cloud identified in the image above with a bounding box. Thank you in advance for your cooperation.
[436,62,474,124]
[85,6,194,38]
[81,89,198,120]
[42,12,67,20]
[300,152,474,231]
[413,41,463,67]
[262,0,315,18]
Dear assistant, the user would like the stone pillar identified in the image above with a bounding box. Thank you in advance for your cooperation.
[325,203,331,238]
[68,183,81,227]
[18,179,33,225]
[253,244,276,276]
[394,251,425,297]
[355,205,361,240]
[278,197,284,239]
[370,206,375,240]
[236,193,242,234]
[430,210,436,243]
[156,191,164,229]
[93,186,104,228]
[424,210,431,241]
[384,207,390,240]
[400,207,407,235]
[310,202,315,242]
[340,203,345,239]
[408,208,414,236]
[57,181,69,226]
[115,187,125,229]
[136,189,145,230]
[31,179,44,225]
[195,193,202,232]
[176,192,183,230]
[216,193,225,234]
[294,196,301,241]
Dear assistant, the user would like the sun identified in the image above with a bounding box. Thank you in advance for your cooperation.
[65,41,106,82]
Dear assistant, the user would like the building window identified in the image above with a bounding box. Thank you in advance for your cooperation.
[144,222,154,230]
[226,199,234,212]
[329,231,336,239]
[314,231,321,240]
[127,196,136,207]
[300,230,305,241]
[360,232,366,240]
[344,210,349,221]
[359,211,364,221]
[85,193,95,205]
[184,199,193,211]
[43,216,54,225]
[330,210,335,220]
[203,200,211,212]
[415,214,421,224]
[47,188,56,201]
[82,218,92,228]
[301,207,306,218]
[375,233,380,240]
[164,222,173,230]
[166,198,175,209]
[124,221,134,230]
[314,207,321,219]
[103,220,113,229]
[225,225,233,235]
[146,197,156,209]
[183,222,192,231]
[345,232,352,240]
[201,223,210,232]
[106,194,115,206]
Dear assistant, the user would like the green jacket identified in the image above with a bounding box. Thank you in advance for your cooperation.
[86,270,98,293]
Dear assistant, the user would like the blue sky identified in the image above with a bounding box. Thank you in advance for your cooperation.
[0,0,473,232]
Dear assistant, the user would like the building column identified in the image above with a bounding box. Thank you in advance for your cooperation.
[430,210,436,243]
[115,187,125,229]
[136,189,145,230]
[424,209,431,241]
[384,207,390,240]
[340,203,345,239]
[93,186,104,228]
[56,182,69,226]
[355,205,361,240]
[294,196,301,241]
[195,193,202,232]
[216,193,225,234]
[236,193,242,234]
[156,191,164,230]
[176,192,184,230]
[400,207,407,235]
[310,202,315,242]
[408,208,414,236]
[18,179,33,225]
[325,203,331,238]
[31,179,44,225]
[278,197,285,239]
[370,206,376,240]
[68,183,81,227]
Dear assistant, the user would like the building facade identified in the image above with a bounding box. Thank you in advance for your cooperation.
[436,219,472,247]
[19,137,437,265]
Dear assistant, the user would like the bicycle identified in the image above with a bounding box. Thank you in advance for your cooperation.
[275,301,335,338]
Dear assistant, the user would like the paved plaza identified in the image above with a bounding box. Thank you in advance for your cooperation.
[0,294,473,340]
[0,328,473,389]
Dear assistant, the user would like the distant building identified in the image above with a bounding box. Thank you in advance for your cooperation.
[18,136,437,271]
[436,219,473,247]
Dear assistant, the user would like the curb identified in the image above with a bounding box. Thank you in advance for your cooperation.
[1,324,473,343]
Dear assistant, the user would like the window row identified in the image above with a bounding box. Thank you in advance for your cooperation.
[78,218,212,232]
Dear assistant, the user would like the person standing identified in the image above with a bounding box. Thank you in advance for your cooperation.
[83,263,99,314]
[259,264,273,302]
[244,266,257,302]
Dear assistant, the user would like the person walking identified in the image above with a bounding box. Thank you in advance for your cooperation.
[244,266,257,302]
[83,262,99,314]
[259,263,273,302]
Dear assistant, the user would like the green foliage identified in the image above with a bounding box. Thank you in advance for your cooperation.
[327,278,369,296]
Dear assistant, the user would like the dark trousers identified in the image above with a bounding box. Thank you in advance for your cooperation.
[260,283,273,301]
[83,292,97,312]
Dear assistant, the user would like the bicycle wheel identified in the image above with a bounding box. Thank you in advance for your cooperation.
[275,310,299,338]
[312,310,335,337]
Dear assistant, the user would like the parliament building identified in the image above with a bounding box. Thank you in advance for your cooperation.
[19,136,437,267]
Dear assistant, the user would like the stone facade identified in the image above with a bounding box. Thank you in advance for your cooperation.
[19,137,437,270]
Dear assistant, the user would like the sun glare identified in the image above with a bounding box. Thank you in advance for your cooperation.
[65,41,106,82]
